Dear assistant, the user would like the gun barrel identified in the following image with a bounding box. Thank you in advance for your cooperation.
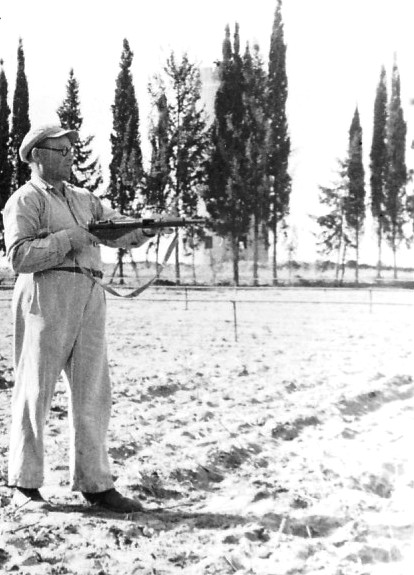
[89,218,205,231]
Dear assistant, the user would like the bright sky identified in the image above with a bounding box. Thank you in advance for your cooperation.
[1,0,414,261]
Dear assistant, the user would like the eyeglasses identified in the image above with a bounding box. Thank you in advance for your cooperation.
[36,145,73,157]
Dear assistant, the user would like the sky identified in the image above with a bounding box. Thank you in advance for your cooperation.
[1,0,414,262]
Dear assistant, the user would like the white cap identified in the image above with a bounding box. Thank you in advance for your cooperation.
[19,124,79,163]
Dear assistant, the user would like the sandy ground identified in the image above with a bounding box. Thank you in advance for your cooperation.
[1,286,414,574]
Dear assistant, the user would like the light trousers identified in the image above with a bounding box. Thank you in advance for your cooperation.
[8,271,114,493]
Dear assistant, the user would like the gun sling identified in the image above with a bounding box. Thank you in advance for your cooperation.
[74,233,178,298]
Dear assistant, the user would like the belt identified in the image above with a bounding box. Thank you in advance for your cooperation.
[48,266,104,279]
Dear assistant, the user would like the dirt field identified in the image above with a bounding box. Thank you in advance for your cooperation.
[1,287,414,574]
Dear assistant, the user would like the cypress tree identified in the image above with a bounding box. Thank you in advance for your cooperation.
[10,38,30,190]
[0,60,12,253]
[205,26,232,233]
[57,68,103,192]
[370,66,388,279]
[346,107,365,283]
[146,90,171,213]
[107,39,143,283]
[384,57,407,278]
[267,0,291,285]
[242,42,268,286]
[205,24,251,286]
[107,38,143,214]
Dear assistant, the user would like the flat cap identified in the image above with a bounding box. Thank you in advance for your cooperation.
[19,124,79,163]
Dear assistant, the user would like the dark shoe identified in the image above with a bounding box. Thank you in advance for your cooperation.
[82,488,145,513]
[12,487,49,510]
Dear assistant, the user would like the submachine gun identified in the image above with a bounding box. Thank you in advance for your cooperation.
[88,216,206,243]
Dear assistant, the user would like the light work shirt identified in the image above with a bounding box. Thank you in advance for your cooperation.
[3,175,146,274]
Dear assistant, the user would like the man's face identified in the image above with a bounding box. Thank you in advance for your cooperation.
[34,135,74,182]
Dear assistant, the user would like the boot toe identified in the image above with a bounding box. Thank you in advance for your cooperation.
[11,489,50,511]
[83,488,145,514]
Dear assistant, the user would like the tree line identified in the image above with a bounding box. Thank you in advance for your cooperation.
[2,1,409,286]
[316,57,410,283]
[0,1,291,286]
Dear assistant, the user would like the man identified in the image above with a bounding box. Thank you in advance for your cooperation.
[3,124,158,513]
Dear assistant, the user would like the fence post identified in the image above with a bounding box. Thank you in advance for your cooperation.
[369,289,373,314]
[185,287,188,311]
[231,300,238,342]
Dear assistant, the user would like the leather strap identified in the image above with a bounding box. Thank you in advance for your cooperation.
[75,234,178,298]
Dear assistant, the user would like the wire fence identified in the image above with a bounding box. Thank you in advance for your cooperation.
[5,285,404,343]
[2,284,414,307]
[1,287,414,361]
[101,285,414,344]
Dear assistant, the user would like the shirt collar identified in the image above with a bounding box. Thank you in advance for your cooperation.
[31,174,68,195]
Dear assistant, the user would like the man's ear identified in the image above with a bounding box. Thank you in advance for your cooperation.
[30,147,40,163]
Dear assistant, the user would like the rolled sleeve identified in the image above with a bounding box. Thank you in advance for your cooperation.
[3,190,72,274]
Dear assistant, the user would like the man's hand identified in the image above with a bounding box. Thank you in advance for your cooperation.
[66,226,99,252]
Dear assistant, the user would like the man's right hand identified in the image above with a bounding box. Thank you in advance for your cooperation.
[66,226,98,252]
